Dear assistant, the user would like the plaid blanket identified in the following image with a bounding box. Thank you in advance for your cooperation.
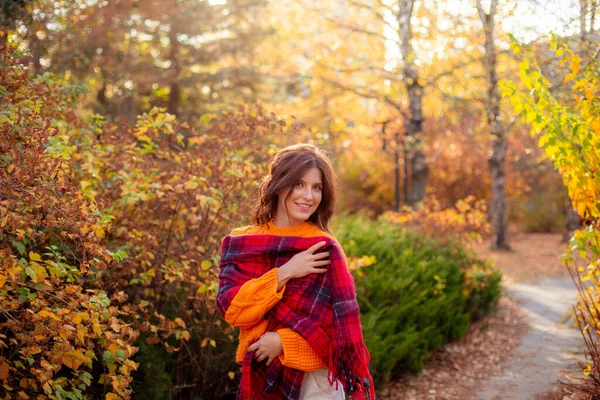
[217,234,375,400]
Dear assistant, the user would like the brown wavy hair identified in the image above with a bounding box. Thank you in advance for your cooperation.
[251,143,338,233]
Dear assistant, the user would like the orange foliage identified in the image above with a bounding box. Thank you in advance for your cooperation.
[67,104,299,395]
[382,196,491,247]
[0,47,138,399]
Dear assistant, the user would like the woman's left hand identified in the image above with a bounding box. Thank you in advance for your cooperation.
[247,332,283,366]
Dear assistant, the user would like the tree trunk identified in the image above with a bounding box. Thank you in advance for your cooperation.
[591,0,597,33]
[167,27,180,116]
[564,200,582,242]
[398,0,427,206]
[581,0,589,41]
[477,0,509,250]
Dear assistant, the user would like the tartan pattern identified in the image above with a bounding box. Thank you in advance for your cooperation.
[217,234,375,400]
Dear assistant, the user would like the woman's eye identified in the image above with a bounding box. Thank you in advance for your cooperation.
[315,186,322,191]
[295,182,303,187]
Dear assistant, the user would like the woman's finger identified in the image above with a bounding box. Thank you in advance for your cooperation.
[312,267,328,274]
[306,241,326,254]
[313,259,330,267]
[256,353,267,362]
[312,251,330,260]
[266,356,274,366]
[248,342,258,352]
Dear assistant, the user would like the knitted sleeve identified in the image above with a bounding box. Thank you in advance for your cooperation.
[277,328,327,370]
[223,268,286,328]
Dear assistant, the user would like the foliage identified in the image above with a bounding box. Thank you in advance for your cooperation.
[381,196,491,248]
[0,47,138,399]
[502,36,600,393]
[64,103,299,398]
[335,214,501,386]
[1,45,304,399]
[518,190,567,233]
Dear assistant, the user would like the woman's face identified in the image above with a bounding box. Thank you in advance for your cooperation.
[275,167,323,226]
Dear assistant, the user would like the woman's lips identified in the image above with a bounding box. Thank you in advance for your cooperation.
[295,202,312,211]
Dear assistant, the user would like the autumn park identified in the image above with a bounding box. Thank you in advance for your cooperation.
[1,0,600,399]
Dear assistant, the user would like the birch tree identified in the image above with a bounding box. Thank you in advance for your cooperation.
[476,0,510,250]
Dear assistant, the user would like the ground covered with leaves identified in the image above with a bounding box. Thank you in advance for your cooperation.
[474,228,571,283]
[379,296,528,399]
[380,229,579,399]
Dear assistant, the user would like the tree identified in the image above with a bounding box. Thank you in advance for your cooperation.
[476,0,510,250]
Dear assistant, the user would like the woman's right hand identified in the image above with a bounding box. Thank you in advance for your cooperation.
[277,241,330,290]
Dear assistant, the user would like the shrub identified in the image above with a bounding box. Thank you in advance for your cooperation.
[504,37,600,395]
[518,191,567,233]
[381,196,491,248]
[60,101,302,397]
[335,214,501,386]
[0,47,137,399]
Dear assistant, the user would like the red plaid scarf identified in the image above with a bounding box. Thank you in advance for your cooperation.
[217,233,375,399]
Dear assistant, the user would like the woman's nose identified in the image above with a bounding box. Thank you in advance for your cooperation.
[302,187,313,201]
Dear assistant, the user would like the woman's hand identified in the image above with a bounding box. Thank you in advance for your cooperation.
[277,241,330,290]
[247,332,283,366]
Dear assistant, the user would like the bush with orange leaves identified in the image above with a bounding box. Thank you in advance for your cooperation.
[0,48,138,399]
[381,196,491,248]
[1,43,300,399]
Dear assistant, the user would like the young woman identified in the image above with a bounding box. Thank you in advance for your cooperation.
[217,144,374,400]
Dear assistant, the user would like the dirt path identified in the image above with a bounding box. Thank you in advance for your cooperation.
[473,276,584,400]
[381,231,587,399]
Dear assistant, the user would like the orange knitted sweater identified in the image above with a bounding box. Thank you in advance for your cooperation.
[223,220,347,371]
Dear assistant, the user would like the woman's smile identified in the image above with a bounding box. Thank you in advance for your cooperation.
[274,167,323,227]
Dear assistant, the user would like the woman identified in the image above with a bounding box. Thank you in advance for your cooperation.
[216,144,374,399]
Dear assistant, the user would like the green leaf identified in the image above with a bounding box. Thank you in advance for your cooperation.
[11,241,25,256]
[201,260,212,270]
[25,267,36,281]
[103,350,114,363]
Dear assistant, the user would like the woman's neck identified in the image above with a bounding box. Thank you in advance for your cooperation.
[271,215,306,229]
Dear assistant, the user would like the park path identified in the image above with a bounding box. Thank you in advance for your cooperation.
[474,276,585,400]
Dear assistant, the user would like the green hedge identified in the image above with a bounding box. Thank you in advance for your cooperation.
[335,214,502,385]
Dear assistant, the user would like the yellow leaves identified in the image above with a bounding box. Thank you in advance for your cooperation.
[591,119,600,135]
[77,325,88,345]
[228,371,235,380]
[201,260,212,271]
[72,312,89,324]
[110,321,121,333]
[576,201,588,218]
[106,393,120,400]
[95,227,106,238]
[0,275,6,288]
[200,113,216,125]
[173,318,186,328]
[563,54,580,83]
[61,350,85,370]
[180,331,191,341]
[59,326,75,339]
[28,252,41,262]
[38,310,60,321]
[93,323,102,337]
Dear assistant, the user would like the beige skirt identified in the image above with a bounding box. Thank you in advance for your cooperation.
[299,368,345,400]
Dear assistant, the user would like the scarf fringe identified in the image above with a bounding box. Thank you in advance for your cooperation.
[327,342,376,399]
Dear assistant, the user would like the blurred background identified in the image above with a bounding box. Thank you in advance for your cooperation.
[2,0,599,399]
[3,0,594,232]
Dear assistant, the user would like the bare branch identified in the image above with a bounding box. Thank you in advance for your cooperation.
[294,0,398,45]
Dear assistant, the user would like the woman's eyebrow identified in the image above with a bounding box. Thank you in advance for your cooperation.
[299,179,323,185]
